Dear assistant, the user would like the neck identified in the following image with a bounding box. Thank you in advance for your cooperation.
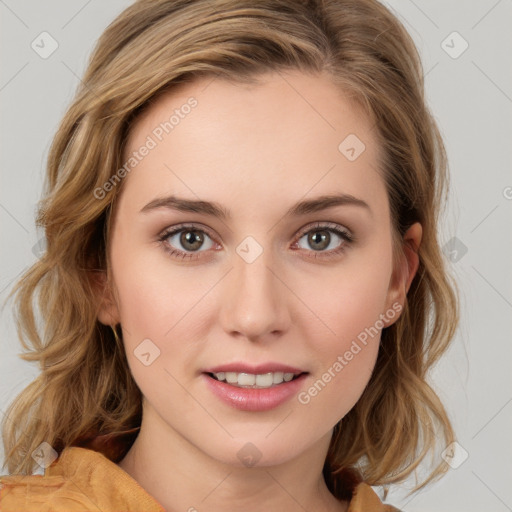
[117,405,348,512]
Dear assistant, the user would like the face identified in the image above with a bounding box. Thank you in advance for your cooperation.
[98,69,416,467]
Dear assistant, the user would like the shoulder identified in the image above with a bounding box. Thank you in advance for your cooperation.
[0,446,165,512]
[1,472,99,511]
[348,482,402,512]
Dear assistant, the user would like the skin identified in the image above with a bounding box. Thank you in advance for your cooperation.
[96,69,421,512]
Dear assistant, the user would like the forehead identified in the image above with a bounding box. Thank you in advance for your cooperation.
[127,69,375,154]
[119,70,386,218]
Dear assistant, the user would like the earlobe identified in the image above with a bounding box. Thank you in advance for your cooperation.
[88,270,120,326]
[384,222,422,326]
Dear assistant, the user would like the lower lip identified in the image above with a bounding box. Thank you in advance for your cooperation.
[202,373,307,412]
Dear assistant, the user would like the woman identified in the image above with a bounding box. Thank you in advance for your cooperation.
[0,0,458,510]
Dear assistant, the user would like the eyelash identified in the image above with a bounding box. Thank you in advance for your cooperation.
[157,222,355,262]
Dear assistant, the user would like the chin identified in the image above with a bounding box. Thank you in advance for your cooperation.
[201,432,313,469]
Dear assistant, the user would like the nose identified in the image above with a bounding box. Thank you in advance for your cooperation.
[219,247,291,342]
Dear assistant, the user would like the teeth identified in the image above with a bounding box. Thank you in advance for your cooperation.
[238,373,256,386]
[212,371,300,388]
[225,372,238,383]
[255,373,273,387]
[273,371,284,384]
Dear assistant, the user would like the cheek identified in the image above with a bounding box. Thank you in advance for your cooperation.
[110,235,200,335]
[299,238,394,347]
[293,239,393,413]
[109,239,217,387]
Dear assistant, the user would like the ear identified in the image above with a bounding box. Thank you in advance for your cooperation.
[88,270,121,326]
[383,222,422,327]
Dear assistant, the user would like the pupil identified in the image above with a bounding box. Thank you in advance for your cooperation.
[181,231,203,251]
[309,231,329,250]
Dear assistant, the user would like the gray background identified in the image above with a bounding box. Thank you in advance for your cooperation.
[1,1,511,510]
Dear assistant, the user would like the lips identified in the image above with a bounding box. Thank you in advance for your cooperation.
[203,362,306,375]
[201,362,308,411]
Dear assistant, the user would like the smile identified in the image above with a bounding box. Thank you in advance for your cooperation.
[202,370,308,411]
[208,371,302,388]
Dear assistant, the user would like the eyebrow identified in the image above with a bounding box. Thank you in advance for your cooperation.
[140,193,372,219]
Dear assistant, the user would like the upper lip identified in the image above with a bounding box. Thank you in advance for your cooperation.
[203,362,307,375]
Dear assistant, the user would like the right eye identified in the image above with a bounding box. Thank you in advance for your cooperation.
[158,224,218,260]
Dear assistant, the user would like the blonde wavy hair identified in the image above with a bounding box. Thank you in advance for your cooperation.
[2,0,458,499]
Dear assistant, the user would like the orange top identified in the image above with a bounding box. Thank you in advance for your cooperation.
[1,445,399,512]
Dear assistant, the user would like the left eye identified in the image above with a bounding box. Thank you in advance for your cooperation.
[295,224,353,253]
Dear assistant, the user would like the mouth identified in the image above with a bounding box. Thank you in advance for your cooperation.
[206,371,306,389]
[202,363,309,411]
